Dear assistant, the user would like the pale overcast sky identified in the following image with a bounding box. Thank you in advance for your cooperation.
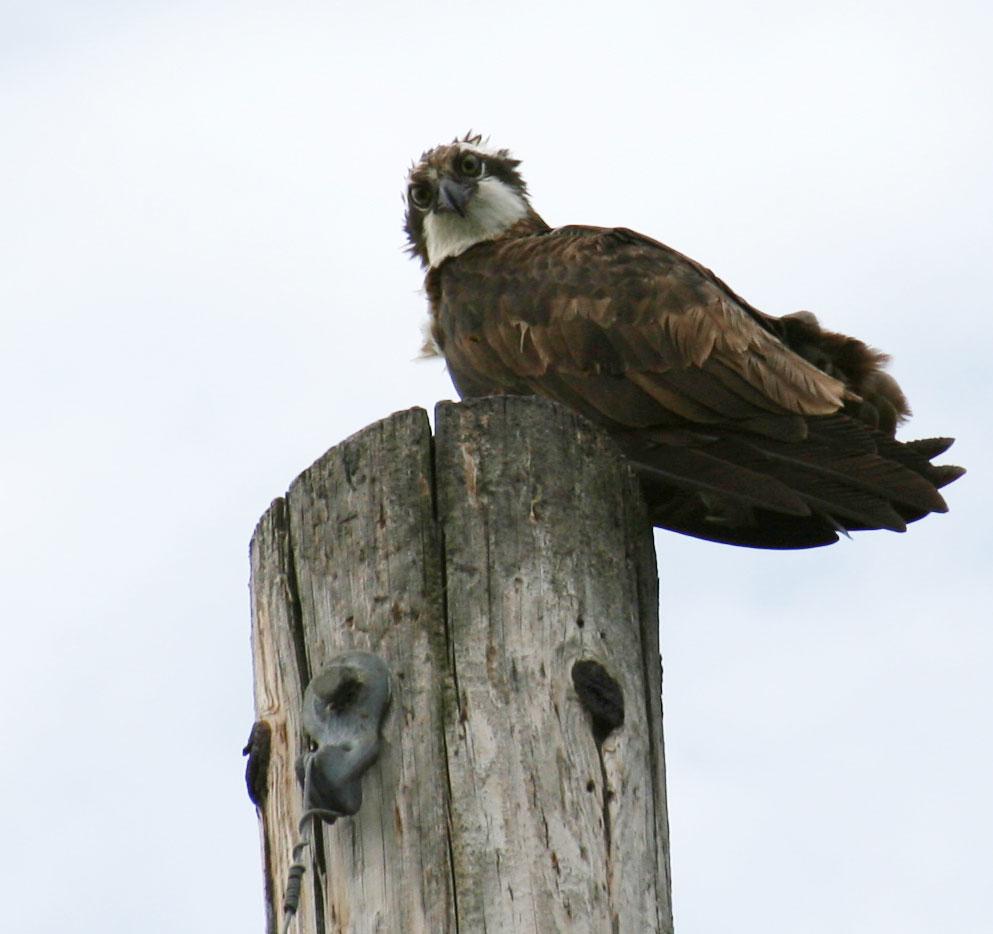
[1,2,991,932]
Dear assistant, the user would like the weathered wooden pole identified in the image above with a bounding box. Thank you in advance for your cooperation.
[248,396,673,933]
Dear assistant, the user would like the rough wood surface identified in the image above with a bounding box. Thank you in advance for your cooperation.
[250,498,316,934]
[248,396,672,934]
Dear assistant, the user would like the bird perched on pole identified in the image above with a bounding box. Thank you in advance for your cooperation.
[403,133,964,549]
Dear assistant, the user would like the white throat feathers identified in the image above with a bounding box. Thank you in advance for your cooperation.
[423,176,528,267]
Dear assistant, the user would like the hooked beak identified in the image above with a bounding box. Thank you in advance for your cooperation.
[436,176,472,217]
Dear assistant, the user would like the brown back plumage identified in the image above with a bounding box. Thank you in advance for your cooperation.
[408,142,964,548]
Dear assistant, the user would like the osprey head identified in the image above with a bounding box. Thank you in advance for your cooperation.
[404,133,533,268]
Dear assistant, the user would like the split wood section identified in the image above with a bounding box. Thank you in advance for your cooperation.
[249,396,673,934]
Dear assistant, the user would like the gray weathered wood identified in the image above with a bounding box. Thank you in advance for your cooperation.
[250,497,317,934]
[248,396,672,934]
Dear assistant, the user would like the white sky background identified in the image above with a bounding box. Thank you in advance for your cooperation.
[1,1,990,931]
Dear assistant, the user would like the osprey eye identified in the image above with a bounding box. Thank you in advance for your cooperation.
[408,183,432,209]
[459,153,482,177]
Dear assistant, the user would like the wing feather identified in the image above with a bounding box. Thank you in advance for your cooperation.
[437,225,848,429]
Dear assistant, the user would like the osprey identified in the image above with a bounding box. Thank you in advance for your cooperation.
[404,134,964,549]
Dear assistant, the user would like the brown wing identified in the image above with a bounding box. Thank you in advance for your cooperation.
[433,225,851,435]
[430,225,962,548]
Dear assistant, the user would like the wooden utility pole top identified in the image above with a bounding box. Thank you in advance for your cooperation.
[248,396,673,934]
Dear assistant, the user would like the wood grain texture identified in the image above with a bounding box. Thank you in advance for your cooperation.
[435,396,672,934]
[250,497,315,934]
[249,397,672,933]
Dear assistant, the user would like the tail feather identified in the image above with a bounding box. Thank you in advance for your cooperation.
[736,440,949,516]
[929,464,967,490]
[873,434,966,492]
[622,413,963,549]
[632,446,811,516]
[903,436,956,459]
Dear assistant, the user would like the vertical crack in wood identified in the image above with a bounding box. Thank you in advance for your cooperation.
[571,659,625,862]
[428,424,463,934]
[311,822,327,934]
[281,499,327,934]
[282,501,312,694]
[597,742,613,859]
[437,534,463,934]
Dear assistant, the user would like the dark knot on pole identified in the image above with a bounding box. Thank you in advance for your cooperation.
[572,658,625,747]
